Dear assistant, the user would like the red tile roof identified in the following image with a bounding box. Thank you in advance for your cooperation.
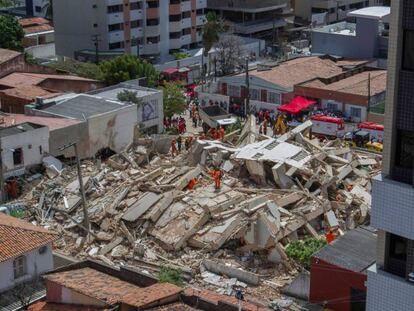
[300,70,387,97]
[44,268,183,308]
[184,288,270,311]
[146,302,200,310]
[0,114,81,130]
[236,56,346,89]
[19,17,54,35]
[0,85,59,100]
[0,72,97,88]
[28,301,106,311]
[0,213,58,262]
[0,48,21,65]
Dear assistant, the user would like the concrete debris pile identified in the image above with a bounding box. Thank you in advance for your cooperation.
[16,117,380,307]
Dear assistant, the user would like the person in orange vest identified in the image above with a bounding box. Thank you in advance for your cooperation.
[326,229,336,244]
[171,138,178,156]
[209,168,222,190]
[187,178,197,190]
[219,126,225,141]
[209,127,217,139]
[263,119,267,135]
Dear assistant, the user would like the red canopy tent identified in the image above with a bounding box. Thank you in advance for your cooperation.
[278,96,317,114]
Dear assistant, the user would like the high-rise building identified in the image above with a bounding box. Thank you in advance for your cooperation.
[366,0,414,310]
[207,0,291,37]
[53,0,207,62]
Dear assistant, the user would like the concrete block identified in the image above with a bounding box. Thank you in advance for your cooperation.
[122,192,161,222]
[203,259,260,285]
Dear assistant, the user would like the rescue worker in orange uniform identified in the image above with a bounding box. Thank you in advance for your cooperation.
[219,126,225,141]
[209,127,217,139]
[326,229,336,244]
[187,178,197,190]
[209,168,222,190]
[171,138,178,156]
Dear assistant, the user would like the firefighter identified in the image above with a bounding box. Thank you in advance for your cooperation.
[187,178,197,190]
[325,229,336,244]
[171,138,178,156]
[209,127,217,139]
[209,168,222,190]
[219,126,225,141]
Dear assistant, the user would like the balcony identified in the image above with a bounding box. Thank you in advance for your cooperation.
[367,265,414,311]
[371,174,414,239]
[207,0,287,12]
[130,9,144,20]
[169,21,182,32]
[196,0,207,8]
[145,25,160,36]
[181,17,192,28]
[170,38,181,50]
[107,12,124,25]
[130,28,144,38]
[142,42,160,55]
[181,0,192,12]
[108,30,124,43]
[181,34,192,45]
[106,0,123,5]
[233,18,286,35]
[196,15,205,26]
[147,7,159,19]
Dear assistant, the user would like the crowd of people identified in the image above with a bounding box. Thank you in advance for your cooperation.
[163,116,187,134]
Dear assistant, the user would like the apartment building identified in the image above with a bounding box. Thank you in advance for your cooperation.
[53,0,207,62]
[366,0,414,310]
[207,0,290,36]
[293,0,383,25]
[25,0,50,17]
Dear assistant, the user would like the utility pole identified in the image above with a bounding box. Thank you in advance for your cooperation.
[245,58,250,116]
[91,34,101,65]
[367,72,371,113]
[0,141,4,203]
[201,51,205,91]
[59,142,90,234]
[214,56,217,82]
[272,14,276,58]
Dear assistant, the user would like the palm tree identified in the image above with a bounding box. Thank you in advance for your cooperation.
[202,11,226,57]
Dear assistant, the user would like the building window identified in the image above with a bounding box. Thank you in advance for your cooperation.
[13,256,26,279]
[385,233,407,278]
[13,148,23,166]
[228,85,240,97]
[403,30,414,71]
[395,130,414,169]
[109,41,124,50]
[250,89,260,101]
[350,107,361,119]
[268,92,281,105]
[327,102,338,111]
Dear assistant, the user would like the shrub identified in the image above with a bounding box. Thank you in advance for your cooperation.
[285,238,327,270]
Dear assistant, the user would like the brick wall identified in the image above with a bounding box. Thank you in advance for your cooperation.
[294,85,368,106]
[0,93,31,114]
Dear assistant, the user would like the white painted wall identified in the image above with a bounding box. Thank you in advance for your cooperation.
[0,243,53,292]
[321,99,343,111]
[88,105,138,156]
[137,91,164,133]
[344,103,367,122]
[61,286,106,306]
[0,126,49,177]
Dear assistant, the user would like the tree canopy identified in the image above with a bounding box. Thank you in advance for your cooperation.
[98,55,159,87]
[162,81,186,118]
[202,12,226,57]
[48,58,100,80]
[117,90,143,106]
[0,15,24,51]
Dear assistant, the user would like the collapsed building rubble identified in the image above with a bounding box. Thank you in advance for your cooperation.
[15,116,381,308]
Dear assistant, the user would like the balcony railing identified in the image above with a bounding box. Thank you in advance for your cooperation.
[207,0,288,11]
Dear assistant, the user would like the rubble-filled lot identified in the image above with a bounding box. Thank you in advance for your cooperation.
[16,117,381,309]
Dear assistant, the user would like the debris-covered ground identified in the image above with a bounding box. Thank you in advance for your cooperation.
[14,116,381,310]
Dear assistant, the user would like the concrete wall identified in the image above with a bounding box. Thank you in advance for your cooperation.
[87,105,137,157]
[49,122,87,158]
[0,243,53,292]
[0,125,49,177]
[46,280,106,306]
[137,91,164,133]
[312,18,380,58]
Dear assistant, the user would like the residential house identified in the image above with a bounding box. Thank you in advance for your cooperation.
[28,260,269,311]
[0,212,57,293]
[295,68,387,123]
[198,55,369,113]
[311,6,390,60]
[26,94,137,159]
[207,0,290,37]
[0,122,49,178]
[53,0,207,63]
[0,72,103,114]
[310,227,377,311]
[89,80,164,134]
[366,0,414,310]
[19,17,55,60]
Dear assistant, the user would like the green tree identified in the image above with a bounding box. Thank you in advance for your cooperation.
[117,90,143,106]
[48,58,100,80]
[0,15,24,51]
[158,267,184,287]
[202,12,226,57]
[285,238,327,270]
[162,81,186,118]
[98,54,159,86]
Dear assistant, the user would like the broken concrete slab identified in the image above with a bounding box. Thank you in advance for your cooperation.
[203,259,260,285]
[122,192,161,222]
[175,165,202,190]
[99,237,123,255]
[144,191,177,222]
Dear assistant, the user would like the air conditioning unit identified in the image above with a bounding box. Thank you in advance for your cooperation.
[408,272,414,283]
